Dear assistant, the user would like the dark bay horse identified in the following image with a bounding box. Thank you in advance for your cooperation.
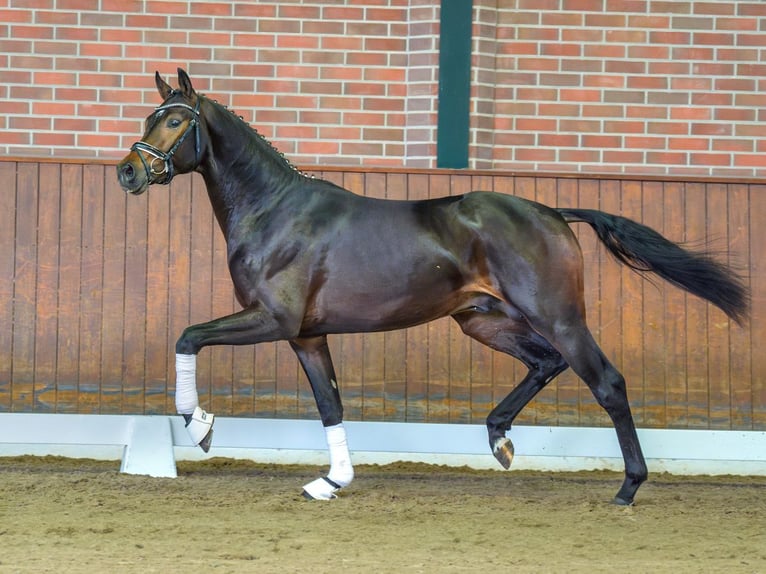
[117,69,749,504]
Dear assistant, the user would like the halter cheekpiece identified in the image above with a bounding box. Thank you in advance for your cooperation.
[130,92,201,185]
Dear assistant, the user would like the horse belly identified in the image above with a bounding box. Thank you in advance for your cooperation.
[303,268,463,335]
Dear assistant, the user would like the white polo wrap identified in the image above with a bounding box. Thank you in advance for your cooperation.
[175,353,198,414]
[325,423,354,488]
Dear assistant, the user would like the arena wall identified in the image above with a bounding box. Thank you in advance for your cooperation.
[1,159,763,431]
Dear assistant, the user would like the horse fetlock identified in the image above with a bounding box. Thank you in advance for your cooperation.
[492,436,515,470]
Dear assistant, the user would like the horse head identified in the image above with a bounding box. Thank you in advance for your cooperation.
[117,68,205,195]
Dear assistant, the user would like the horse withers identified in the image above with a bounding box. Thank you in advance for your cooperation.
[117,69,749,504]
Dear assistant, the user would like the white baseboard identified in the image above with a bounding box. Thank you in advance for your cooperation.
[0,413,763,478]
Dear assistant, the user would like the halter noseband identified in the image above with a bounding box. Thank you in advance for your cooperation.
[130,94,201,185]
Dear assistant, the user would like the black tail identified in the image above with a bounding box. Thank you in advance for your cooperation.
[558,208,750,326]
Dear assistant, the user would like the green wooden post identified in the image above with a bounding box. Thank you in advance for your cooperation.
[437,0,473,169]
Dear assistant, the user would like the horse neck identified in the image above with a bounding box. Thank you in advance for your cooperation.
[196,99,306,236]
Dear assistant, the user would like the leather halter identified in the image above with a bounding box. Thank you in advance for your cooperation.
[130,93,201,185]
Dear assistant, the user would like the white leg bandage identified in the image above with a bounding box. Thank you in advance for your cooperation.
[302,423,354,500]
[175,353,214,450]
[175,353,199,414]
[326,423,354,488]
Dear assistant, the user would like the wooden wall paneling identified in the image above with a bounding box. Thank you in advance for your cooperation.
[55,164,83,413]
[641,180,667,427]
[662,181,689,427]
[0,162,17,411]
[361,171,388,421]
[404,172,430,422]
[143,187,171,414]
[188,174,215,414]
[11,163,39,411]
[101,172,128,414]
[77,164,105,413]
[684,182,711,427]
[382,172,408,421]
[121,181,148,413]
[34,163,61,412]
[727,183,752,428]
[1,161,761,430]
[596,179,623,427]
[425,173,453,422]
[706,183,732,428]
[750,185,766,428]
[619,179,646,426]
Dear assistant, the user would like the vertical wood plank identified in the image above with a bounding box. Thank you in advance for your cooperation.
[122,179,148,413]
[662,181,688,427]
[12,163,39,412]
[144,188,171,414]
[706,183,731,428]
[101,170,128,414]
[0,162,17,411]
[78,164,105,413]
[685,182,710,428]
[727,184,752,429]
[33,163,61,412]
[749,185,765,429]
[56,164,83,413]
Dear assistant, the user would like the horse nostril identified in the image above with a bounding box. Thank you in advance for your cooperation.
[122,164,135,179]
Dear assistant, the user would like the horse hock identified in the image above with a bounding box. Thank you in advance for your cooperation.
[175,353,215,452]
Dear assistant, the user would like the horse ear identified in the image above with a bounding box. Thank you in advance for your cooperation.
[177,68,195,97]
[155,71,174,100]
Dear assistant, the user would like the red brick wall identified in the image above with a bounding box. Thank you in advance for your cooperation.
[1,1,765,176]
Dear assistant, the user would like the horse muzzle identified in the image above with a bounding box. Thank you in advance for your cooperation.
[116,155,151,195]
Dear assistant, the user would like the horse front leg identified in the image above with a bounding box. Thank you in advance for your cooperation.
[290,336,354,500]
[174,305,299,452]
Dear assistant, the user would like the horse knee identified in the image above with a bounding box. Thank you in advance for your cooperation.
[176,327,201,355]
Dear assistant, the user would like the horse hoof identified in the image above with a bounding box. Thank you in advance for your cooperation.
[302,477,340,500]
[492,437,515,470]
[612,495,634,507]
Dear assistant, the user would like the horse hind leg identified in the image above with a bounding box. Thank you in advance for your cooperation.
[453,311,569,470]
[542,319,648,505]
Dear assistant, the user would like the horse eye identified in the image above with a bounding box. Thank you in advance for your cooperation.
[168,118,182,128]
